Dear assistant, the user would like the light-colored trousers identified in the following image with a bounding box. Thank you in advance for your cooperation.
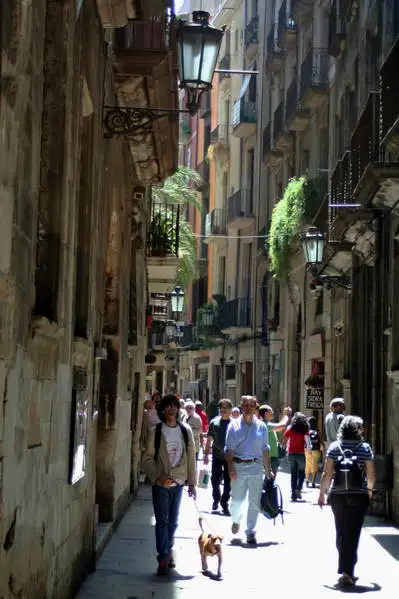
[230,461,263,535]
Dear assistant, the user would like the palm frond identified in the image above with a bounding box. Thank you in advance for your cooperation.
[152,166,203,211]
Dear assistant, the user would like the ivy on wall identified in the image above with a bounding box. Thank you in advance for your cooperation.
[268,176,321,281]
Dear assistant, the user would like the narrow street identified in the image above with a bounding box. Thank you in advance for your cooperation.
[76,465,399,598]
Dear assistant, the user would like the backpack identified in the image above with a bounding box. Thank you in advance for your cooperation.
[309,429,320,451]
[154,422,189,462]
[333,442,363,492]
[261,478,284,524]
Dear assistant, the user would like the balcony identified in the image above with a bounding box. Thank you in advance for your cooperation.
[148,332,168,351]
[266,24,284,73]
[227,190,255,229]
[245,15,259,59]
[205,209,227,245]
[198,161,210,188]
[232,99,257,138]
[329,152,353,242]
[278,0,297,51]
[210,124,230,163]
[351,92,399,210]
[328,0,347,58]
[274,100,294,153]
[292,0,315,20]
[381,35,399,152]
[113,20,169,77]
[341,0,359,22]
[147,202,179,293]
[299,48,329,110]
[181,325,200,349]
[286,76,310,132]
[263,121,283,169]
[220,297,252,336]
[218,54,231,84]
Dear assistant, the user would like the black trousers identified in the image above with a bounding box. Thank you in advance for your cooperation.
[330,493,369,577]
[211,457,231,507]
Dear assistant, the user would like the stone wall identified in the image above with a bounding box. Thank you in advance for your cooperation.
[0,1,147,596]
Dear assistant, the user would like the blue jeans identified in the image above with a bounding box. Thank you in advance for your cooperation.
[230,461,263,535]
[152,484,183,563]
[288,453,305,496]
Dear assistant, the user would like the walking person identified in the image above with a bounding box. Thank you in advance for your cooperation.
[142,394,197,576]
[183,400,203,460]
[325,397,345,448]
[203,398,232,515]
[305,416,323,487]
[318,415,375,587]
[283,412,309,501]
[225,395,272,545]
[259,404,292,476]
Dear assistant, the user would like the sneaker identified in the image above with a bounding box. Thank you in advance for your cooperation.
[212,502,219,511]
[291,495,297,502]
[337,574,355,587]
[312,482,316,488]
[231,522,240,534]
[157,561,169,576]
[168,552,175,568]
[295,489,302,500]
[222,506,231,516]
[246,533,257,545]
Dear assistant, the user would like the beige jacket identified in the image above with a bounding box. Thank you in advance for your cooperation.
[142,422,197,487]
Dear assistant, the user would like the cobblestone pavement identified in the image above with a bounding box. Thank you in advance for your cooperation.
[76,464,399,598]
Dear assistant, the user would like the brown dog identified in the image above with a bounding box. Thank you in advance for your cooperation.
[198,516,223,579]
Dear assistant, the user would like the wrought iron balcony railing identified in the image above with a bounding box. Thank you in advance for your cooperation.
[147,202,179,257]
[220,297,252,330]
[350,92,380,194]
[267,24,281,56]
[232,99,257,128]
[299,47,329,102]
[219,54,231,82]
[227,189,254,223]
[210,124,230,146]
[329,151,352,239]
[278,0,297,45]
[273,101,284,142]
[263,122,272,159]
[381,36,399,146]
[114,20,168,52]
[205,209,227,237]
[245,15,259,47]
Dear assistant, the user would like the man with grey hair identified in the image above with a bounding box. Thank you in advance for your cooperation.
[325,397,345,448]
[183,400,203,459]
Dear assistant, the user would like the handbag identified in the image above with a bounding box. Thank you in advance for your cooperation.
[277,442,286,459]
[198,468,210,489]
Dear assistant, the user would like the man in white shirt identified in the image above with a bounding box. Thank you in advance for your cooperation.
[325,398,345,448]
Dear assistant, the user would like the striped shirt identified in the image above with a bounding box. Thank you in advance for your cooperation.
[327,439,374,494]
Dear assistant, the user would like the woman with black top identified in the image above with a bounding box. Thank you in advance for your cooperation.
[318,415,376,587]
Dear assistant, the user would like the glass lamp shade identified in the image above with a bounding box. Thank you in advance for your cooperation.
[202,308,214,327]
[166,321,177,338]
[301,227,325,266]
[177,11,224,104]
[171,287,185,313]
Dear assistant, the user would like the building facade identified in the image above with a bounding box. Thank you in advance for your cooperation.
[0,1,178,596]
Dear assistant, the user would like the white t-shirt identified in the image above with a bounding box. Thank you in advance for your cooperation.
[162,423,184,468]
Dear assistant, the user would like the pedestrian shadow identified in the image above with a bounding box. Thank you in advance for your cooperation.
[201,570,223,581]
[322,582,381,593]
[229,539,281,549]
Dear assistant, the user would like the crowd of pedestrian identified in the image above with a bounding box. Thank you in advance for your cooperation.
[140,390,376,588]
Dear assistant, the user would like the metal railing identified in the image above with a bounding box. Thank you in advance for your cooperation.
[114,20,168,52]
[147,202,179,257]
[245,15,259,47]
[381,36,399,144]
[220,297,252,329]
[232,99,257,128]
[350,92,380,194]
[267,24,281,56]
[210,124,230,146]
[286,76,298,123]
[263,122,272,159]
[198,160,210,184]
[148,332,167,349]
[273,101,284,142]
[205,209,227,237]
[227,189,254,223]
[329,151,352,239]
[219,54,231,82]
[299,48,329,102]
[278,0,297,44]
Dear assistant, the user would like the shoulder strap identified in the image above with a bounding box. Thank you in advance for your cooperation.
[179,423,189,452]
[154,422,162,462]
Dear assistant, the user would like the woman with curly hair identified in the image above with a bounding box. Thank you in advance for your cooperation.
[283,412,309,501]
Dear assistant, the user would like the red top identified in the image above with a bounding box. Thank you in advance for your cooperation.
[284,427,307,454]
[196,408,209,433]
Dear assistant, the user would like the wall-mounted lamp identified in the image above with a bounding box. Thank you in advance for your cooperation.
[301,226,352,289]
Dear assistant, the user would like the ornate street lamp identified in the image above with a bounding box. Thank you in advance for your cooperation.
[103,12,224,137]
[177,11,225,114]
[301,226,325,272]
[171,286,185,315]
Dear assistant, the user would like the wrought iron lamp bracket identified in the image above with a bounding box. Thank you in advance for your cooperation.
[103,106,191,138]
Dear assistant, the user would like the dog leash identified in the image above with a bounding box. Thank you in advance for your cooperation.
[188,492,220,534]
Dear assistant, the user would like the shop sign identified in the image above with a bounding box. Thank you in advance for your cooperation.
[306,387,324,410]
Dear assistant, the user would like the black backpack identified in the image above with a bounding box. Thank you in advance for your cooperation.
[309,429,320,451]
[333,443,363,492]
[261,478,284,524]
[154,422,189,462]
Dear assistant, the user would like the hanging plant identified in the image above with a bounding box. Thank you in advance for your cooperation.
[268,176,321,281]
